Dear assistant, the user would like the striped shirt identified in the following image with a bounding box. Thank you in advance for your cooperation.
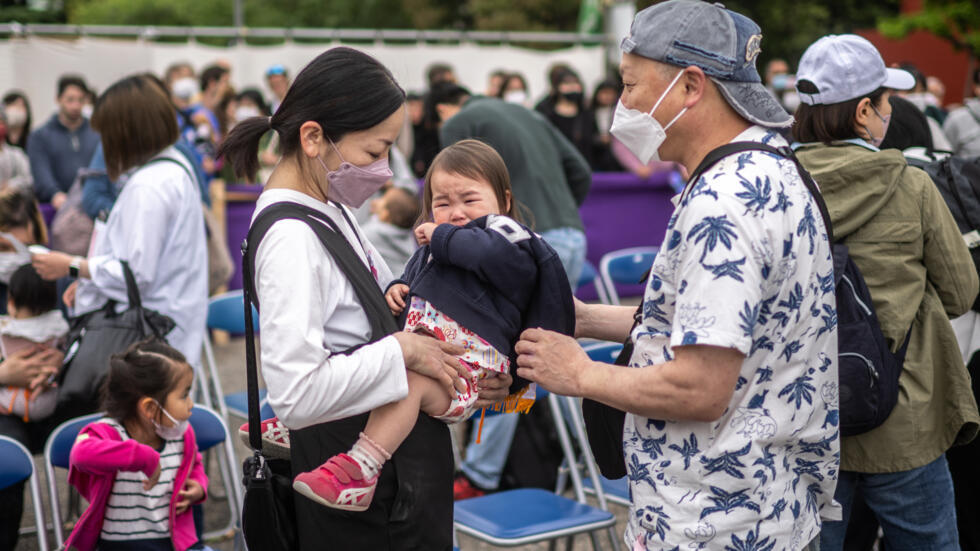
[98,418,184,541]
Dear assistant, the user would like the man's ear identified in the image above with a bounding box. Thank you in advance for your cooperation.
[680,66,707,109]
[299,121,324,159]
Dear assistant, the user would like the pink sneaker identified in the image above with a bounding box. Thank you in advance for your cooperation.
[238,417,290,460]
[293,453,378,511]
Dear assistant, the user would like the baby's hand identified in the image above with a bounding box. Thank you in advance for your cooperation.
[143,462,161,491]
[386,284,410,316]
[415,223,437,245]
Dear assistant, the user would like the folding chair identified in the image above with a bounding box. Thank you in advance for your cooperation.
[575,260,611,304]
[453,391,619,550]
[44,412,101,548]
[598,246,659,305]
[198,291,274,421]
[188,405,243,540]
[2,435,49,551]
[577,341,632,507]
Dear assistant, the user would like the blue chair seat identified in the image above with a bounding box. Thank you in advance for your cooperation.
[0,436,34,490]
[190,407,229,452]
[454,488,615,546]
[583,476,630,506]
[224,389,274,420]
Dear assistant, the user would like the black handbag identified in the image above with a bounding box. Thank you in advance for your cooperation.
[57,260,175,410]
[239,202,398,551]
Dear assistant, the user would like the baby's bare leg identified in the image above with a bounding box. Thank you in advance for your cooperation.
[361,369,453,454]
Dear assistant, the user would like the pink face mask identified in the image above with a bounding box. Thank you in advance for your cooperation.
[318,140,392,208]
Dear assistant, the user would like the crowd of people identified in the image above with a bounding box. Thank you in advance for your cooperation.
[0,0,979,549]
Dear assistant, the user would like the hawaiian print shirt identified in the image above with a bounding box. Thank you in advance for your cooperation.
[624,126,842,550]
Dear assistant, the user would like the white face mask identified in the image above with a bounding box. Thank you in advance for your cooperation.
[171,77,199,102]
[503,90,528,105]
[610,70,688,164]
[4,107,26,128]
[151,399,189,440]
[235,105,261,122]
[0,232,31,285]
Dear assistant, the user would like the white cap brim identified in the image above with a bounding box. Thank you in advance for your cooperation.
[883,68,916,91]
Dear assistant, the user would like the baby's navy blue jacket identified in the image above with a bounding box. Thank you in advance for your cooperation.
[389,215,575,388]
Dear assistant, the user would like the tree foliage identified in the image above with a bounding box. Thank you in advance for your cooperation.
[878,0,980,57]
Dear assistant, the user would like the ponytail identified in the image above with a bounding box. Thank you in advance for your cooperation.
[217,116,273,183]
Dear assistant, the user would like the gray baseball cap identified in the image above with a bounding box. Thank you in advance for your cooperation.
[621,0,792,128]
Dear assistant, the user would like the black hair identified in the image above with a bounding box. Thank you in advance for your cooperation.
[101,338,189,424]
[879,94,934,151]
[899,63,927,92]
[425,82,471,128]
[57,75,89,98]
[199,65,229,93]
[792,85,887,144]
[426,63,455,86]
[973,68,980,87]
[591,78,622,108]
[382,186,421,230]
[218,47,406,182]
[237,88,270,116]
[2,91,32,149]
[8,264,56,316]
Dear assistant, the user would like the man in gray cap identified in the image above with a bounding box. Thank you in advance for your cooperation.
[515,1,840,549]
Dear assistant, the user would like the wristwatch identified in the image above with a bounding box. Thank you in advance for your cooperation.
[69,256,82,278]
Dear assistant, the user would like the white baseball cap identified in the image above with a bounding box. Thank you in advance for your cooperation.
[795,34,915,105]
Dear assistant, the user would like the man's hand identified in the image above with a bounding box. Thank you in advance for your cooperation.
[514,328,591,397]
[473,372,513,409]
[385,284,410,316]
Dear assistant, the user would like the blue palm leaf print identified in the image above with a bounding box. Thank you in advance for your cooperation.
[796,203,818,254]
[817,269,835,295]
[805,482,823,515]
[684,177,720,205]
[817,304,837,337]
[780,340,804,362]
[703,257,747,281]
[752,444,778,487]
[688,215,738,262]
[736,152,755,171]
[795,433,836,457]
[757,295,778,325]
[739,302,760,337]
[755,365,773,383]
[667,229,683,250]
[769,184,793,213]
[700,441,752,479]
[750,336,775,356]
[778,374,815,409]
[736,175,772,214]
[641,433,668,459]
[724,522,776,551]
[668,433,700,470]
[765,498,787,521]
[747,390,769,409]
[791,458,824,491]
[700,486,762,519]
[628,453,657,490]
[644,293,670,326]
[778,283,804,322]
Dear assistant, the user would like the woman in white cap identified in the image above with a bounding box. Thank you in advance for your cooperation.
[793,34,979,550]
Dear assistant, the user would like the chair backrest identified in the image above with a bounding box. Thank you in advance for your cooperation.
[188,404,229,452]
[598,246,659,305]
[207,290,259,334]
[582,341,624,364]
[0,435,34,490]
[45,413,102,470]
[575,260,611,304]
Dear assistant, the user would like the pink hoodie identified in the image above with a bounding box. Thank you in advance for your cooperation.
[64,420,208,551]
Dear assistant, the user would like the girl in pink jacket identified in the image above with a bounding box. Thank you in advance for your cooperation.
[65,339,208,551]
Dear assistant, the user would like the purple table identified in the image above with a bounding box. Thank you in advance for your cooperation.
[221,172,679,299]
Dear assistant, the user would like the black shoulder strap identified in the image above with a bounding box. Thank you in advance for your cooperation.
[240,201,398,450]
[684,141,835,242]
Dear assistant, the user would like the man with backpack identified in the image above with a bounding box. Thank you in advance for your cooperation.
[515,2,840,549]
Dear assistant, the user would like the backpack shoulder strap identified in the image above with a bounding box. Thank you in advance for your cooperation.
[683,140,834,242]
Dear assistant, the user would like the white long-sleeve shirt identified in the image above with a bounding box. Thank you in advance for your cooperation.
[252,189,407,430]
[75,146,208,366]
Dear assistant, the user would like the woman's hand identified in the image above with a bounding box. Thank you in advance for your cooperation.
[0,346,63,388]
[175,478,205,514]
[473,372,513,409]
[31,251,72,280]
[63,280,78,309]
[394,331,470,398]
[385,284,410,316]
[415,222,437,245]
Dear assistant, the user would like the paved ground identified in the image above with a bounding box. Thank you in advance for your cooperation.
[15,336,630,551]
